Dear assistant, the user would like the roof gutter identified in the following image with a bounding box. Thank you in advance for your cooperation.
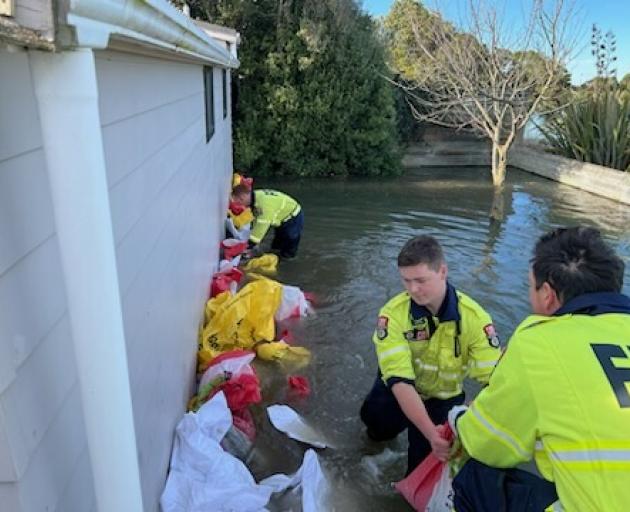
[60,0,239,67]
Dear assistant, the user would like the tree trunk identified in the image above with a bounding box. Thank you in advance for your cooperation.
[491,142,508,187]
[489,185,505,222]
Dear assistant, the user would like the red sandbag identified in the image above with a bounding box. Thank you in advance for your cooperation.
[395,424,455,511]
[220,373,262,412]
[210,268,244,297]
[221,239,248,259]
[229,200,246,215]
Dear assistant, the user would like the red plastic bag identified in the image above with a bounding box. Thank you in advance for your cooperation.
[221,239,248,260]
[210,268,244,297]
[198,350,261,411]
[287,375,311,398]
[220,373,262,411]
[395,424,455,511]
[229,200,246,215]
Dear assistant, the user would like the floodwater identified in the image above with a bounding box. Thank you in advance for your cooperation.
[246,167,630,511]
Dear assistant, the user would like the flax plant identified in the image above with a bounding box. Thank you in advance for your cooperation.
[540,25,630,171]
[540,89,630,171]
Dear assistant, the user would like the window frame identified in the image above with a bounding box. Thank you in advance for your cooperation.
[203,66,215,142]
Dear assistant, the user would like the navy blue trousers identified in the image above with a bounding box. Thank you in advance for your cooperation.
[271,210,304,258]
[360,375,465,475]
[453,459,558,512]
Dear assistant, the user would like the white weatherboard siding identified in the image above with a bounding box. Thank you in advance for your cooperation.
[1,46,233,511]
[0,49,94,511]
[95,49,232,510]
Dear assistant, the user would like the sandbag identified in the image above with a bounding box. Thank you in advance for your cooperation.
[255,341,311,362]
[395,424,455,511]
[276,284,310,321]
[211,268,244,298]
[221,238,248,260]
[199,279,282,367]
[242,254,279,274]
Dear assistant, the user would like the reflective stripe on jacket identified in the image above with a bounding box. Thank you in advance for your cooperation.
[373,285,501,399]
[250,189,301,244]
[457,292,630,512]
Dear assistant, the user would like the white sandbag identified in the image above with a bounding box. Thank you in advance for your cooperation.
[160,393,271,512]
[275,285,310,321]
[161,393,330,512]
[198,351,256,390]
[218,257,241,273]
[267,405,331,449]
[226,217,251,241]
[260,449,330,512]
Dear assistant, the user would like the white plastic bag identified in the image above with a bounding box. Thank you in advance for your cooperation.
[267,405,331,449]
[275,285,310,321]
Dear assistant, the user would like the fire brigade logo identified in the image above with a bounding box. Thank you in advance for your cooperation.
[376,316,389,340]
[484,324,500,348]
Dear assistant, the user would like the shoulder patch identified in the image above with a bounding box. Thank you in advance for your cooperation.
[484,323,500,348]
[376,315,389,340]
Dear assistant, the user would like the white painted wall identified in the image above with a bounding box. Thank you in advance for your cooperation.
[0,49,95,511]
[95,49,233,511]
[1,47,233,511]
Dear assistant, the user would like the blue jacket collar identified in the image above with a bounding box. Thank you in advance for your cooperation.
[410,282,461,322]
[553,292,630,317]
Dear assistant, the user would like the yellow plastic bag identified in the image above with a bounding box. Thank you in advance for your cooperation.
[255,340,311,361]
[199,279,282,368]
[242,254,279,274]
[228,208,254,229]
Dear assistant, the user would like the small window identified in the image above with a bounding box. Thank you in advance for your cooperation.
[203,66,214,142]
[222,69,228,119]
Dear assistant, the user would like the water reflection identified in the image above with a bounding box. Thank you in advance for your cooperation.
[251,168,630,511]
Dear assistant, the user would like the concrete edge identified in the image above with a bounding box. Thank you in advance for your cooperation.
[510,146,630,206]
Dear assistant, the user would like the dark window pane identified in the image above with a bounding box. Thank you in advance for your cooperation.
[222,69,228,119]
[204,66,214,142]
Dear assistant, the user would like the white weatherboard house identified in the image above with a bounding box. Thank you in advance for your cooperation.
[0,1,239,510]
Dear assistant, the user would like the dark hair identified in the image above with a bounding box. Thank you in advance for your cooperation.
[232,183,251,197]
[398,235,445,270]
[531,227,624,303]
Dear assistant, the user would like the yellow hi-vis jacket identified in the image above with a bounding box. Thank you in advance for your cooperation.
[457,292,630,512]
[250,190,301,244]
[373,284,501,399]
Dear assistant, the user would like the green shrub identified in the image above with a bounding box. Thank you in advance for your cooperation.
[540,88,630,172]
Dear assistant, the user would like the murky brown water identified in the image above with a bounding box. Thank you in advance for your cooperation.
[245,167,630,511]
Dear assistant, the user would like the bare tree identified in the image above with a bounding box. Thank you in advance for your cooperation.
[400,0,578,187]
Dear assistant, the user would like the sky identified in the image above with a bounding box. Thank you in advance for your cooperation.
[361,0,630,84]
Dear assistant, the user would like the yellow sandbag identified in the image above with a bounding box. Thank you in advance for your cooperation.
[255,340,311,361]
[197,343,244,370]
[200,278,282,357]
[232,172,244,188]
[242,254,279,274]
[203,290,231,326]
[228,208,254,229]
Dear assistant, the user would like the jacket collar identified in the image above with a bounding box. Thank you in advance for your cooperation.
[410,282,460,322]
[553,292,630,316]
